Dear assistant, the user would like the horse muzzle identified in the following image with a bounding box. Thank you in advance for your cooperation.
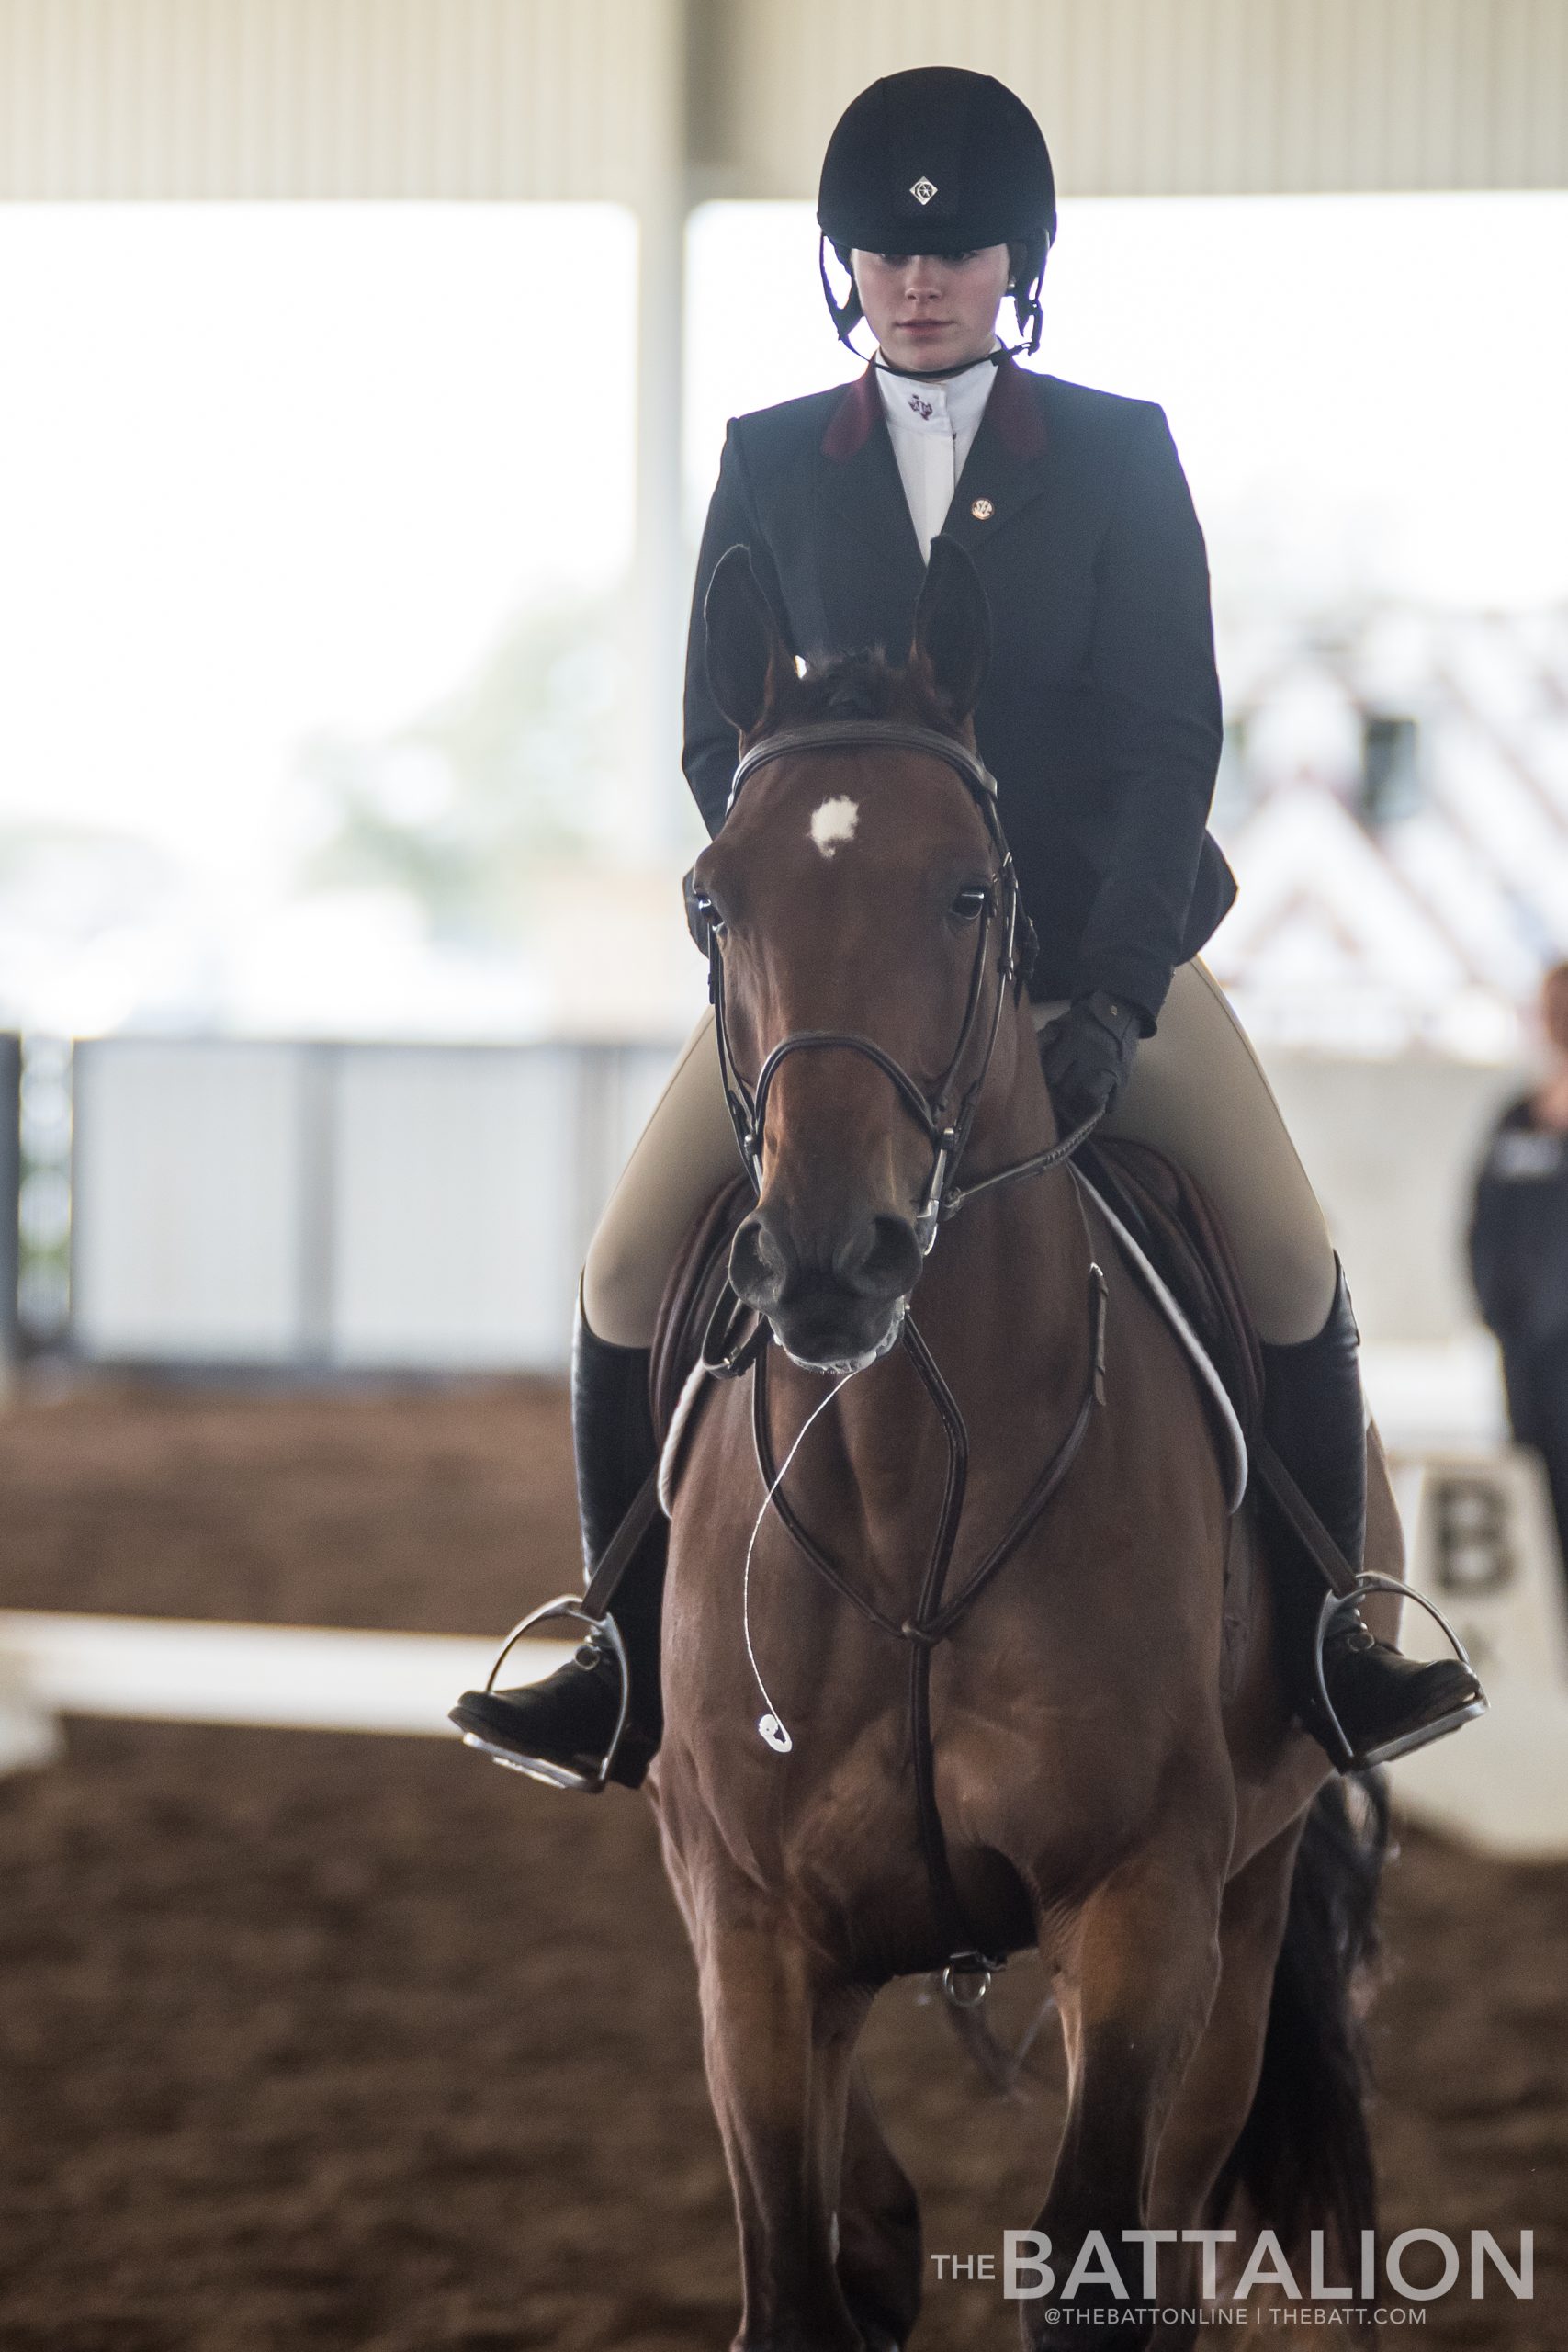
[728,1205,922,1373]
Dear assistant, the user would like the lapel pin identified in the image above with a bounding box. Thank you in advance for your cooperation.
[970,497,994,521]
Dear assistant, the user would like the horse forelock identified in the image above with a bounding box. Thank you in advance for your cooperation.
[727,650,982,856]
[781,648,953,735]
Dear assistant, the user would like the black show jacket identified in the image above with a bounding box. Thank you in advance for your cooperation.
[1469,1099,1568,1352]
[682,355,1235,1025]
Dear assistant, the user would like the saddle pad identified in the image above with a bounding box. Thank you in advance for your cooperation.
[1077,1135,1263,1443]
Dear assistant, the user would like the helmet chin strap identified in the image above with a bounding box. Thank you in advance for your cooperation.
[817,235,1046,379]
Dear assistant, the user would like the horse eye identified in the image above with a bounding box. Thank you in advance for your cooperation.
[950,885,989,923]
[684,878,727,950]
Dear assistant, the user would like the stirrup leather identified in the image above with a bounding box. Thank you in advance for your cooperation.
[458,1596,631,1794]
[1313,1573,1488,1772]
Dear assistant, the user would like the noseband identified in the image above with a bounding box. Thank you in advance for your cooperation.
[690,718,1092,1248]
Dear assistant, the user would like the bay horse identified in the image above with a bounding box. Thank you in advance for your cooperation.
[650,540,1393,2352]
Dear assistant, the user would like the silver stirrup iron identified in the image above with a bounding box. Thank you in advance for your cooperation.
[460,1595,631,1794]
[1312,1573,1488,1772]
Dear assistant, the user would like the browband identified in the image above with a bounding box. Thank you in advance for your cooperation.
[728,720,998,814]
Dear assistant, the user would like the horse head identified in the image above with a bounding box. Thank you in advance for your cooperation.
[693,537,1036,1374]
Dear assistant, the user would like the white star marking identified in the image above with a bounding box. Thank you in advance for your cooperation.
[808,796,859,858]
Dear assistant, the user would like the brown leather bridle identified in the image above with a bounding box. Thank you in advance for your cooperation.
[690,717,1099,1250]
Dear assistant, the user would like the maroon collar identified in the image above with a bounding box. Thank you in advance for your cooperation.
[820,352,1048,465]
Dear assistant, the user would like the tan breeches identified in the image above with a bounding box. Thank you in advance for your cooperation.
[581,959,1337,1351]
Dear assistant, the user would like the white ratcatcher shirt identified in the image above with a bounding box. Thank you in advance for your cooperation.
[874,348,999,562]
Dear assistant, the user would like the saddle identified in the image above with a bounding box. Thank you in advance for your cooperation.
[1077,1136,1263,1446]
[650,1175,756,1455]
[648,1142,1263,1511]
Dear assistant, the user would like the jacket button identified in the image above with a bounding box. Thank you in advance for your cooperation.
[970,496,994,520]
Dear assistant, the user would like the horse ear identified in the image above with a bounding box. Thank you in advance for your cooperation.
[705,545,792,736]
[910,535,992,722]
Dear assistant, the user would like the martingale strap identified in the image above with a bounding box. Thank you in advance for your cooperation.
[750,1250,1110,1979]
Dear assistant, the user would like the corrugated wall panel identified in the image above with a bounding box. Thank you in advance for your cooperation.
[724,0,1568,197]
[0,0,1561,202]
[0,0,675,198]
[328,1046,581,1371]
[64,1038,688,1373]
[71,1041,308,1363]
[2,0,1563,202]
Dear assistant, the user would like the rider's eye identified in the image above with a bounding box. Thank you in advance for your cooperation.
[950,885,990,924]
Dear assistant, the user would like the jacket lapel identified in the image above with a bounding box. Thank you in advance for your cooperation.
[818,368,927,581]
[810,356,1053,661]
[941,355,1053,556]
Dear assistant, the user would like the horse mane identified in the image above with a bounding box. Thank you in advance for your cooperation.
[779,648,957,737]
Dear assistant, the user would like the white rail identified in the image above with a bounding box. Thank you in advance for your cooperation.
[0,1612,573,1744]
[6,1442,1568,1867]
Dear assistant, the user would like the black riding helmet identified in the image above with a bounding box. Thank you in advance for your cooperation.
[817,67,1056,360]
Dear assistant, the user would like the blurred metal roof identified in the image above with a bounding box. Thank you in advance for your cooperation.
[1,0,1564,204]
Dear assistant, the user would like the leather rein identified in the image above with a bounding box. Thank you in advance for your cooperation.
[693,718,1109,1995]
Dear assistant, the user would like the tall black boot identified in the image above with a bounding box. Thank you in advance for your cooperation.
[450,1298,668,1790]
[1262,1261,1485,1770]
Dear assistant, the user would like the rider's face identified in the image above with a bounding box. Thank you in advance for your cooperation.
[851,244,1012,374]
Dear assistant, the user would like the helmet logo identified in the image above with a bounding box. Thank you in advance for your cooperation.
[909,176,938,206]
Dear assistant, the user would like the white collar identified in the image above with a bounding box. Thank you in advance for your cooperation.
[874,348,1000,438]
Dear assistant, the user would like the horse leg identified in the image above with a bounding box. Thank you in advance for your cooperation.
[834,2057,922,2351]
[1025,1821,1229,2352]
[1139,1819,1305,2343]
[695,1910,869,2352]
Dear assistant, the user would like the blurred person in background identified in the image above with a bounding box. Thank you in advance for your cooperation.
[451,65,1483,1789]
[1470,961,1568,1574]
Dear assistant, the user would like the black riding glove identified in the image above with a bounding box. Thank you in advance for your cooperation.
[1039,990,1144,1126]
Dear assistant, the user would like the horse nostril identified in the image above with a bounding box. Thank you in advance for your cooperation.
[833,1215,922,1303]
[729,1213,789,1307]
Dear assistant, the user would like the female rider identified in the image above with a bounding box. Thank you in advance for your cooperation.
[453,66,1483,1785]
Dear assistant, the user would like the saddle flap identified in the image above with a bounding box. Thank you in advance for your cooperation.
[1077,1136,1264,1443]
[649,1175,756,1448]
